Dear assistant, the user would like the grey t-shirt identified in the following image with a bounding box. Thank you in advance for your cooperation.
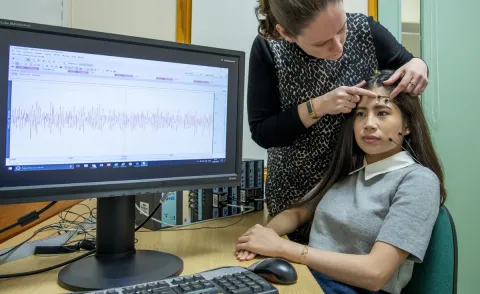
[308,155,440,294]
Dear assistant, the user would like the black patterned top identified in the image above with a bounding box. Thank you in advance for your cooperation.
[247,13,414,243]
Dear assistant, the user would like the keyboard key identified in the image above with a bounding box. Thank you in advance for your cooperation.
[172,278,184,285]
[201,290,223,294]
[106,291,117,294]
[245,274,262,281]
[133,285,146,292]
[151,286,170,292]
[180,286,193,292]
[250,285,262,293]
[193,274,203,281]
[256,281,272,291]
[123,286,135,294]
[233,282,245,288]
[231,288,252,294]
[224,282,234,288]
[152,289,172,294]
[202,281,214,288]
[156,290,176,294]
[146,283,158,289]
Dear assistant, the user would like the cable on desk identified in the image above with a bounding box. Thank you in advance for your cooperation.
[0,224,67,257]
[56,204,97,252]
[0,198,162,279]
[0,201,57,234]
[1,216,96,258]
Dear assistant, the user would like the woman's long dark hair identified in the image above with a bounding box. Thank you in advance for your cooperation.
[294,70,447,210]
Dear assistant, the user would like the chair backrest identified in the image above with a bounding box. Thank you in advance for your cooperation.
[402,206,458,294]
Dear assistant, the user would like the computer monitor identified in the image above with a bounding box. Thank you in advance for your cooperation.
[0,19,245,291]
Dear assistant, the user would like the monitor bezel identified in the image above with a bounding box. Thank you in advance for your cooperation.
[0,19,244,204]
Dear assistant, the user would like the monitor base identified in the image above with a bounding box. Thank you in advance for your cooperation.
[58,250,183,291]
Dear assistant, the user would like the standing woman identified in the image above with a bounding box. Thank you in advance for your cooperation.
[248,0,429,244]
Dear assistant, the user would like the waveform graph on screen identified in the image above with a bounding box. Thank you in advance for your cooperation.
[8,81,216,160]
[123,88,215,156]
[8,81,127,159]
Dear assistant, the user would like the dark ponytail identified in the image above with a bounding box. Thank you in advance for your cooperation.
[255,0,341,39]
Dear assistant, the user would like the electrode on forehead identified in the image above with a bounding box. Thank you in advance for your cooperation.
[376,95,391,107]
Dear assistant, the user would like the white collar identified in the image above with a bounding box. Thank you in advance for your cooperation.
[349,151,416,181]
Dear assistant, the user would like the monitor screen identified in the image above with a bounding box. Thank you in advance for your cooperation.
[0,23,244,202]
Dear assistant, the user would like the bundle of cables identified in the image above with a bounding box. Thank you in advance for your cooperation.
[0,200,160,279]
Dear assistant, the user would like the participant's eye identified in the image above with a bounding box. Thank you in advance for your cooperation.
[378,111,388,116]
[355,111,364,117]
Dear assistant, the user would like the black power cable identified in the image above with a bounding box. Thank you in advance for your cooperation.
[0,199,162,279]
[0,201,57,234]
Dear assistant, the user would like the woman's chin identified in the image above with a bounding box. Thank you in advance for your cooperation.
[325,52,343,60]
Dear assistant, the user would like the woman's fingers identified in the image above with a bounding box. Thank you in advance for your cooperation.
[383,68,405,85]
[344,101,357,109]
[354,80,366,88]
[390,71,413,98]
[351,95,360,103]
[236,250,255,261]
[247,252,257,260]
[344,87,377,98]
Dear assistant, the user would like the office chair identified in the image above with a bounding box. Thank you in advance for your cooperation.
[403,206,458,294]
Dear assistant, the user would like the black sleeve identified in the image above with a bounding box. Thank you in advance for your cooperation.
[247,36,308,149]
[367,16,415,69]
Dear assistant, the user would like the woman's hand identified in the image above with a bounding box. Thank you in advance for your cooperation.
[312,82,378,116]
[235,250,257,261]
[235,224,287,259]
[383,58,429,98]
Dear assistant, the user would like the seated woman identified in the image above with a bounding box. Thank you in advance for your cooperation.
[235,70,446,294]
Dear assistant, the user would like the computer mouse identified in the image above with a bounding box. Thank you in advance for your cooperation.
[247,258,298,285]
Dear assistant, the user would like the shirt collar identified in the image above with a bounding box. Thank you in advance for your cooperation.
[349,151,416,181]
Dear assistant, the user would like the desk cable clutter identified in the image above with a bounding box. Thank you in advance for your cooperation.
[0,198,163,279]
[0,204,97,265]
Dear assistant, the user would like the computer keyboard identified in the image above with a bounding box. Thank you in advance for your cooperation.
[84,266,278,294]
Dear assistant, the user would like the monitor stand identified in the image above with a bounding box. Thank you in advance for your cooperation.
[57,196,183,292]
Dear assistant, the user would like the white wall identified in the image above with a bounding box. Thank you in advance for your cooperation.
[344,0,368,14]
[0,0,177,41]
[402,0,420,23]
[192,0,267,162]
[0,0,64,26]
[65,0,176,41]
[192,0,368,162]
